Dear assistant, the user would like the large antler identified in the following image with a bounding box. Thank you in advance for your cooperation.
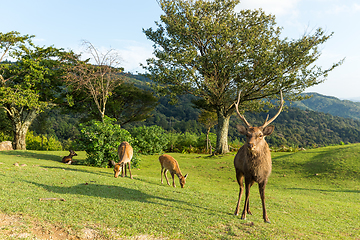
[261,90,284,128]
[234,91,251,128]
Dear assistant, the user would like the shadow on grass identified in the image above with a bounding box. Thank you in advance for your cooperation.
[25,179,230,215]
[40,166,113,178]
[0,151,64,162]
[287,187,360,194]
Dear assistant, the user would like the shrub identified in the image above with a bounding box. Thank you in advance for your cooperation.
[229,138,243,152]
[26,131,63,151]
[130,125,169,155]
[77,116,139,168]
[197,132,217,153]
[0,132,11,142]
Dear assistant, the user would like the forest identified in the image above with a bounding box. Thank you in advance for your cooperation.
[1,73,359,153]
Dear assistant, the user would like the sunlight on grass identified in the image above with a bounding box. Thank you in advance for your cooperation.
[0,146,359,239]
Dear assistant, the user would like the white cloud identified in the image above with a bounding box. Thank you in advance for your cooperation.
[117,44,154,73]
[324,2,360,15]
[236,0,300,16]
[71,40,153,74]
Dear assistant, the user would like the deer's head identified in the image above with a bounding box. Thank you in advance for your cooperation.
[69,150,77,157]
[234,91,283,154]
[114,163,122,178]
[179,174,188,188]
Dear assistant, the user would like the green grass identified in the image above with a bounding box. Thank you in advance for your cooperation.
[0,145,359,239]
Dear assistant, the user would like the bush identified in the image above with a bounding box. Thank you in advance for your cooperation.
[130,125,169,155]
[26,131,63,151]
[197,132,217,153]
[0,132,11,142]
[77,116,139,168]
[165,131,216,153]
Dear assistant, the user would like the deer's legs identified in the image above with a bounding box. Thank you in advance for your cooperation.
[161,167,164,184]
[121,164,125,177]
[259,181,270,223]
[241,179,254,220]
[171,173,176,187]
[164,169,170,185]
[128,162,133,179]
[234,172,244,216]
[246,181,254,215]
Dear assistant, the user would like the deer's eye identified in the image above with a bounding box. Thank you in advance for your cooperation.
[259,134,263,138]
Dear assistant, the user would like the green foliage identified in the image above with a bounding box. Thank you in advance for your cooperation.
[29,108,81,149]
[77,116,135,167]
[0,132,11,142]
[293,92,360,121]
[25,131,62,151]
[0,31,74,150]
[143,0,343,154]
[130,125,168,155]
[0,109,11,141]
[164,131,216,153]
[104,82,159,125]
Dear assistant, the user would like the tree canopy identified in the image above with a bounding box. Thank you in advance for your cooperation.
[143,0,343,154]
[0,31,71,149]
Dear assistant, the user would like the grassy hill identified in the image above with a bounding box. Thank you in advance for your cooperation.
[0,146,359,239]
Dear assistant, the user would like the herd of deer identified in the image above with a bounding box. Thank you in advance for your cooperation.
[62,91,284,223]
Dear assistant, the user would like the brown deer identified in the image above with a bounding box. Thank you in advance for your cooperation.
[159,154,188,188]
[62,150,77,164]
[233,90,283,223]
[113,141,133,179]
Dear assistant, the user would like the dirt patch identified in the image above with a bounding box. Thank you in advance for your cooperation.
[0,213,165,239]
[0,213,100,239]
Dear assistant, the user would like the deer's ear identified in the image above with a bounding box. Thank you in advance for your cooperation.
[184,174,188,179]
[263,125,275,136]
[236,125,247,135]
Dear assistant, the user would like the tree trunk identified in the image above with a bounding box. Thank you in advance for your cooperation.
[216,110,230,154]
[206,127,213,155]
[5,104,39,150]
[206,128,209,153]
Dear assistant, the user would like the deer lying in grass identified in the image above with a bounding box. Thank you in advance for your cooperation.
[159,154,188,188]
[113,141,133,179]
[233,90,283,223]
[62,150,77,164]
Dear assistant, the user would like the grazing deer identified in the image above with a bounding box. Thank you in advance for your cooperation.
[62,150,77,164]
[113,141,133,179]
[233,90,283,223]
[159,154,188,188]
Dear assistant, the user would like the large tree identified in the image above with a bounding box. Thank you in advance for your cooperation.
[142,0,343,154]
[0,31,70,150]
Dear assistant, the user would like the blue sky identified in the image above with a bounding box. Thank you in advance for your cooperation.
[1,0,359,100]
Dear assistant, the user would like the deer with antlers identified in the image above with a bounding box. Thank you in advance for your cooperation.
[233,90,283,223]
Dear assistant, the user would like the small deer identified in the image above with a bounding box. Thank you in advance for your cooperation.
[159,154,188,188]
[233,90,283,223]
[62,150,77,164]
[112,141,133,179]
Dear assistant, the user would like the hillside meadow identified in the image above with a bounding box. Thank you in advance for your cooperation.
[0,144,359,239]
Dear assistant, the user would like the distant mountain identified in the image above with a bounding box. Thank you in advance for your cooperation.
[292,92,360,121]
[345,97,360,102]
